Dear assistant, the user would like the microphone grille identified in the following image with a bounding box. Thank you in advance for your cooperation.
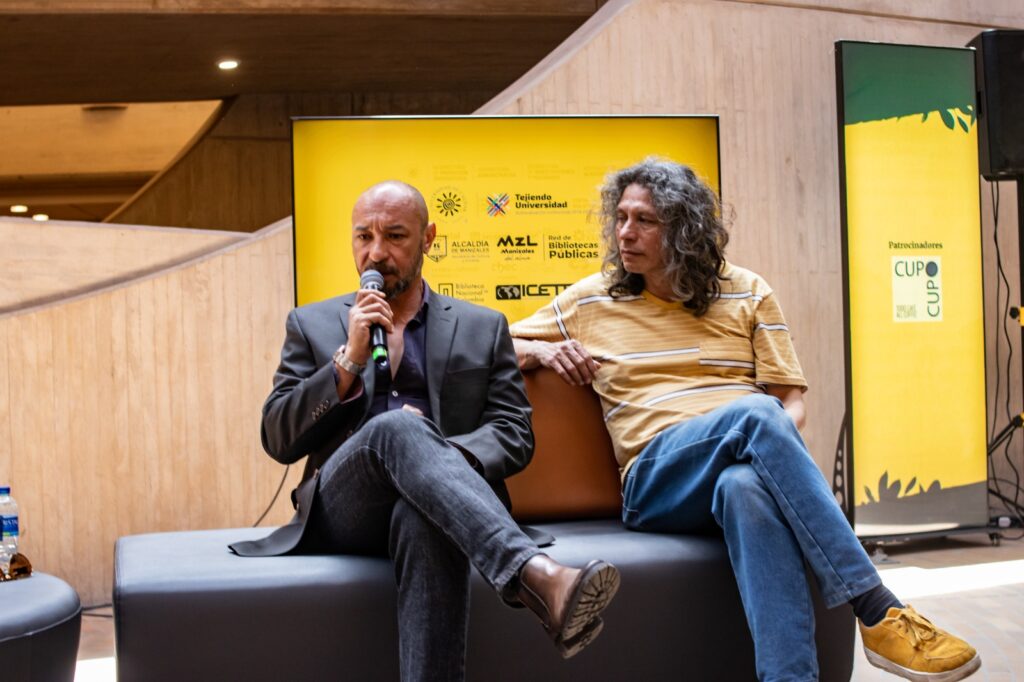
[360,269,385,290]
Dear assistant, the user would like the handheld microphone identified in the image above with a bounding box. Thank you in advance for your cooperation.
[359,269,390,370]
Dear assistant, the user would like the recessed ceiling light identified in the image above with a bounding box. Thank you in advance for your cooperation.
[218,59,239,71]
[10,204,28,213]
[32,213,49,221]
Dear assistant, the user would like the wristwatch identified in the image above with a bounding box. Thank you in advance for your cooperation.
[333,345,365,376]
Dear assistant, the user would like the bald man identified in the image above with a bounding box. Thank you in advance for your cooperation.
[231,181,619,682]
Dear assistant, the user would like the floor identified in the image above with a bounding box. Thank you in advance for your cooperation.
[850,530,1024,681]
[75,531,1024,681]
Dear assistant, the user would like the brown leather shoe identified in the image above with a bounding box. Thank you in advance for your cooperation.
[556,618,605,659]
[517,554,620,658]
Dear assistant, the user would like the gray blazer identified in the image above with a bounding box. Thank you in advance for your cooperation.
[230,289,535,557]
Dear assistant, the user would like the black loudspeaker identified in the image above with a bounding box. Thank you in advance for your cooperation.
[968,30,1024,180]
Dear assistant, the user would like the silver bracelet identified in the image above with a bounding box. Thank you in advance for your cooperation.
[333,345,365,376]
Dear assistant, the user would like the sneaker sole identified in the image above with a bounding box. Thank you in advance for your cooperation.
[558,560,620,643]
[864,649,981,682]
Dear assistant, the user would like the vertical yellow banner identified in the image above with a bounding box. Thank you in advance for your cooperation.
[838,42,988,536]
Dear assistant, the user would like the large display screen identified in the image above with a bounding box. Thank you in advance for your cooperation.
[291,116,719,321]
[837,41,988,537]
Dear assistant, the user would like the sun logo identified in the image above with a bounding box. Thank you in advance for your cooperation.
[435,191,463,217]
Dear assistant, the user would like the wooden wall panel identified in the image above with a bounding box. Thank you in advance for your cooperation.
[0,324,9,488]
[107,90,495,232]
[740,0,1024,28]
[352,90,496,116]
[0,217,243,313]
[110,137,294,232]
[481,0,1024,491]
[1,220,300,604]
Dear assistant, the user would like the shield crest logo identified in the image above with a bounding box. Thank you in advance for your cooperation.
[427,235,448,263]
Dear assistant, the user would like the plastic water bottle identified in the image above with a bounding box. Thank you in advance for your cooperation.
[0,487,18,577]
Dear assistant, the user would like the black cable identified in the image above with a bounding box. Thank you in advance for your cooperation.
[988,183,1010,475]
[1000,432,1023,513]
[987,180,1009,510]
[989,181,1004,441]
[991,439,1023,521]
[1006,179,1024,524]
[986,455,1022,527]
[253,464,290,527]
[986,179,1024,532]
[987,484,1024,541]
[999,182,1023,519]
[994,181,1013,434]
[990,480,1024,514]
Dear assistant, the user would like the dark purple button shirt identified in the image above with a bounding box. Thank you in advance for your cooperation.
[368,284,432,422]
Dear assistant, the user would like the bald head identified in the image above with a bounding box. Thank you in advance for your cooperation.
[350,179,437,300]
[353,180,429,231]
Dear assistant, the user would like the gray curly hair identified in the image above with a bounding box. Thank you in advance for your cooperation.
[600,158,728,316]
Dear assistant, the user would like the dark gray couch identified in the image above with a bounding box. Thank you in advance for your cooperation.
[114,521,853,681]
[113,370,855,680]
[0,572,81,682]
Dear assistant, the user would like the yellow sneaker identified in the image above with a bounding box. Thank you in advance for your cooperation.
[859,605,981,681]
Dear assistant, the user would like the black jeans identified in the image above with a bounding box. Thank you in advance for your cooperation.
[312,410,540,682]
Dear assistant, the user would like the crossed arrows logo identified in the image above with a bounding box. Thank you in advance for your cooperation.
[486,193,510,217]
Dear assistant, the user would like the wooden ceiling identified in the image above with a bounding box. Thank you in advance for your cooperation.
[0,2,599,221]
[0,101,219,221]
[0,3,599,107]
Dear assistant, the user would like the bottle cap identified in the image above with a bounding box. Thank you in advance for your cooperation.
[0,487,8,495]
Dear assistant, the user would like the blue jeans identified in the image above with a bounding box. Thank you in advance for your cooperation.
[622,394,879,682]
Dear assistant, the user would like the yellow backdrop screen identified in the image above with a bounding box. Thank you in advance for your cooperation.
[291,116,719,321]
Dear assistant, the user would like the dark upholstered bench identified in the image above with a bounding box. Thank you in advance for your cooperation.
[114,370,854,681]
[0,572,82,682]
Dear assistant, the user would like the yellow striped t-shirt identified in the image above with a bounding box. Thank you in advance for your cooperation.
[509,263,807,475]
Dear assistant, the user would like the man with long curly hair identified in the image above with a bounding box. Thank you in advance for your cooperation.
[510,158,979,682]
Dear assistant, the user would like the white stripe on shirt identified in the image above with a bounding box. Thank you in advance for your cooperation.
[607,347,699,361]
[603,383,763,421]
[578,294,643,306]
[553,297,570,340]
[719,291,765,301]
[699,359,756,369]
[603,402,631,421]
[644,383,763,408]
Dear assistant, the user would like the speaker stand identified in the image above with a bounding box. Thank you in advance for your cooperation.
[989,174,1024,456]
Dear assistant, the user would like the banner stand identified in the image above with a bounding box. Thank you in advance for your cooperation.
[835,40,992,543]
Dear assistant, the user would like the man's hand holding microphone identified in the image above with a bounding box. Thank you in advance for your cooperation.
[333,269,393,397]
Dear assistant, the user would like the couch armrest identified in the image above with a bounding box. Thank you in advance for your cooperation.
[508,369,622,521]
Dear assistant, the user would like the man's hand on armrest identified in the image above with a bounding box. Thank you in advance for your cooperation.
[512,338,601,386]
